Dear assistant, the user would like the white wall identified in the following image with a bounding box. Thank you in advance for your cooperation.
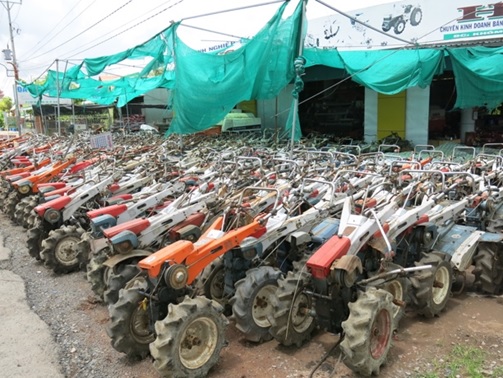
[460,107,476,143]
[257,84,294,138]
[364,88,378,143]
[405,86,430,146]
[143,88,172,125]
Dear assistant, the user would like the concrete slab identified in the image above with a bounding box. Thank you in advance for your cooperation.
[0,269,63,377]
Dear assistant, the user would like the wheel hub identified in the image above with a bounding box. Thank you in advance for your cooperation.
[432,266,450,305]
[55,236,81,265]
[252,284,277,328]
[291,293,313,332]
[131,304,154,344]
[370,309,391,359]
[179,317,218,370]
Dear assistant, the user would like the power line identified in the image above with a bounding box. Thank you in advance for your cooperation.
[55,0,180,60]
[21,0,92,62]
[65,0,185,59]
[26,0,136,62]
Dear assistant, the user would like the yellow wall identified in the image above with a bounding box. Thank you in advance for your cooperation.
[377,92,406,139]
[237,100,257,116]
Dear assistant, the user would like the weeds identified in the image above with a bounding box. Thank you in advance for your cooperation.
[416,344,503,378]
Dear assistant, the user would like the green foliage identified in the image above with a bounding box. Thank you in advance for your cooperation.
[0,96,13,112]
[415,345,503,378]
[0,97,14,129]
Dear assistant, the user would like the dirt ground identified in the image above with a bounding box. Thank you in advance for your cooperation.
[1,208,503,378]
[175,292,503,378]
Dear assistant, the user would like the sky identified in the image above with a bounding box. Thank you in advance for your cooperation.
[0,0,396,99]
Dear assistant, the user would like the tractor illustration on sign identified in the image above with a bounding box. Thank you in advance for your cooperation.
[382,4,423,35]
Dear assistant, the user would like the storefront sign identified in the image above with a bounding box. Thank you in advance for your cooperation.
[307,1,503,50]
[16,84,72,108]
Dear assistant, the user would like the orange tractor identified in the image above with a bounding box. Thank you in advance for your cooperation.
[107,186,284,377]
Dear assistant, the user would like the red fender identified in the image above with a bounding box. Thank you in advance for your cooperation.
[34,196,72,217]
[307,236,351,279]
[43,186,77,197]
[87,204,128,219]
[103,218,150,238]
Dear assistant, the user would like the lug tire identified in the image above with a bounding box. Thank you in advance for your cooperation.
[21,196,39,228]
[0,184,11,208]
[394,19,406,34]
[230,266,283,342]
[473,242,503,294]
[410,8,423,26]
[104,263,142,306]
[193,256,227,308]
[86,246,111,299]
[150,296,228,378]
[373,263,410,331]
[25,211,38,229]
[107,282,154,359]
[26,219,48,260]
[3,191,19,219]
[268,269,315,347]
[14,196,31,225]
[40,225,86,274]
[340,288,394,376]
[410,253,453,318]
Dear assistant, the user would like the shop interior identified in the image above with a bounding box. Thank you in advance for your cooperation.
[298,78,365,141]
[428,72,461,143]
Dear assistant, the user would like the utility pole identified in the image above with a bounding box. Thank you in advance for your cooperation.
[1,0,22,136]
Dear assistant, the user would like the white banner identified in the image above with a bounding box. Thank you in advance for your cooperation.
[307,1,503,50]
[90,132,113,150]
[16,85,72,108]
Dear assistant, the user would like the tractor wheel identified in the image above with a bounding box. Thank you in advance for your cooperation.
[268,269,315,347]
[0,184,10,208]
[107,282,154,359]
[25,211,38,229]
[230,266,282,343]
[21,196,39,228]
[382,276,409,330]
[26,219,48,260]
[410,7,423,26]
[473,242,503,294]
[486,218,503,233]
[382,24,391,32]
[373,263,410,331]
[40,225,86,274]
[86,247,112,299]
[104,263,142,306]
[3,191,19,219]
[14,197,31,225]
[75,234,93,270]
[410,253,453,318]
[340,288,394,376]
[150,296,228,378]
[193,256,227,309]
[394,19,406,34]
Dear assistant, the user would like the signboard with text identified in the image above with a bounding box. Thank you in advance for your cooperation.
[307,1,503,50]
[16,85,72,109]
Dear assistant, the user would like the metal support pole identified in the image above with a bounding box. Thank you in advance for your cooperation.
[3,0,22,136]
[39,99,46,134]
[56,59,61,135]
[290,0,306,157]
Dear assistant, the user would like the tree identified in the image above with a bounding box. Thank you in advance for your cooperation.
[0,96,13,129]
[0,96,13,112]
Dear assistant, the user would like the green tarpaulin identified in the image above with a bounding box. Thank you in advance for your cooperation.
[20,0,503,137]
[448,46,503,110]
